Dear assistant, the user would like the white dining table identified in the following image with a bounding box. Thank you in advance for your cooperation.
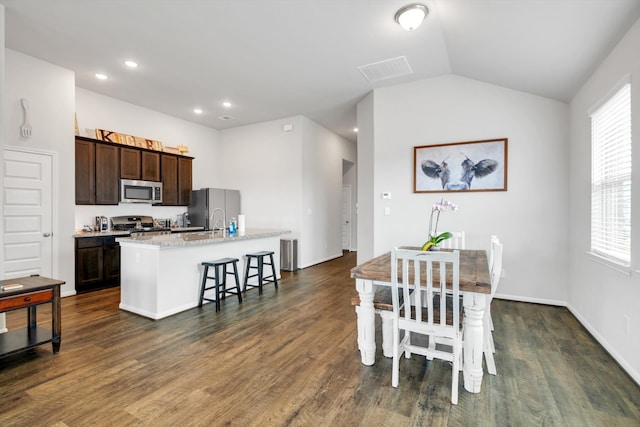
[350,249,492,393]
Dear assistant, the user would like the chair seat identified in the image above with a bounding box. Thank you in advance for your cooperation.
[203,257,239,266]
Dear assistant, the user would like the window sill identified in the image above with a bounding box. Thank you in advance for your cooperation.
[587,251,631,276]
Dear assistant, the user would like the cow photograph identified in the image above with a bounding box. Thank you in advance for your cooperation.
[414,138,508,193]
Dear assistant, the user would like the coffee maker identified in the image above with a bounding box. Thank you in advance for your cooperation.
[95,216,108,231]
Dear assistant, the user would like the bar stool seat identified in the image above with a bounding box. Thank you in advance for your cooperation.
[243,251,278,295]
[199,257,242,311]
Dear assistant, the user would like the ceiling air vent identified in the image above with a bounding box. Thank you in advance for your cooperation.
[357,56,413,83]
[218,115,234,121]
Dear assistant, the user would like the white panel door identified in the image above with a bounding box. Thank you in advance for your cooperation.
[3,149,53,279]
[342,185,351,251]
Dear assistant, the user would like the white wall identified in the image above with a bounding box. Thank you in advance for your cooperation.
[356,92,375,264]
[3,49,76,295]
[218,115,356,268]
[568,17,640,384]
[301,116,357,266]
[74,88,220,229]
[359,74,570,304]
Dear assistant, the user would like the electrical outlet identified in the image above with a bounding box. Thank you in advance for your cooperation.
[384,207,390,215]
[624,315,630,334]
[501,268,506,279]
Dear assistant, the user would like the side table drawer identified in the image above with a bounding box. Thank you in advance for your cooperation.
[0,289,54,311]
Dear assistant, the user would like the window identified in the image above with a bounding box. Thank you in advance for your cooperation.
[590,82,632,266]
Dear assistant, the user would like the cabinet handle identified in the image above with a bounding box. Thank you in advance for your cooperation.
[24,297,32,302]
[43,232,52,237]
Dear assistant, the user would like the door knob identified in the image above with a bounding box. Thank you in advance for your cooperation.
[43,232,52,237]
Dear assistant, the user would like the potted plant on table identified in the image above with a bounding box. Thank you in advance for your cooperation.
[421,198,458,251]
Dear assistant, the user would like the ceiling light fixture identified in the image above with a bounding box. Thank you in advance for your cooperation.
[95,73,108,80]
[394,3,428,31]
[124,60,138,68]
[222,101,232,108]
[194,108,203,114]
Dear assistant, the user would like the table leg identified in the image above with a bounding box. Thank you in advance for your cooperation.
[355,278,376,365]
[462,292,486,393]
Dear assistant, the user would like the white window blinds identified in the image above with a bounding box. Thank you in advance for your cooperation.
[591,82,632,265]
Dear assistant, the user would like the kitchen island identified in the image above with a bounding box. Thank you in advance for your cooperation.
[116,229,291,319]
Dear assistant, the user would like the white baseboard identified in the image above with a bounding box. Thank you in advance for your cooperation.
[566,303,640,387]
[494,293,640,387]
[493,293,566,307]
[299,253,343,269]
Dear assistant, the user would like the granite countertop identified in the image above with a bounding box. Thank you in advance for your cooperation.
[73,226,204,238]
[116,228,291,247]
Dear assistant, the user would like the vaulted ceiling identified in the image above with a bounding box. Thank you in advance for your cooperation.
[2,0,639,142]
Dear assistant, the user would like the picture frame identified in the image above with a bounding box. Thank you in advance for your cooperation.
[414,138,508,193]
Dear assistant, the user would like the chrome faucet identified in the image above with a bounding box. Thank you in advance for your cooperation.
[210,208,226,232]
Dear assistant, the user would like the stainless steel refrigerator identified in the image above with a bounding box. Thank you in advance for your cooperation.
[188,188,241,231]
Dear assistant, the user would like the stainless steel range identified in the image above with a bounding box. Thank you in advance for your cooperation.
[110,215,171,237]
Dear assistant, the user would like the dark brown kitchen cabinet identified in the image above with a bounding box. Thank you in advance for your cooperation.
[142,151,161,181]
[76,135,193,206]
[120,147,141,179]
[95,144,120,204]
[75,139,96,204]
[161,154,178,205]
[178,157,193,206]
[75,236,120,293]
[121,148,161,181]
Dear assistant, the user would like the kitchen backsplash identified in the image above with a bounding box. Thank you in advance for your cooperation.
[75,204,188,231]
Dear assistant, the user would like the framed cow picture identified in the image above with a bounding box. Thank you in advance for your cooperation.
[414,138,508,193]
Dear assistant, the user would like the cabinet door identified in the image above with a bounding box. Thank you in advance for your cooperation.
[161,154,178,205]
[104,244,121,285]
[142,151,161,181]
[75,139,96,204]
[95,144,120,205]
[76,246,104,289]
[178,157,193,206]
[120,148,141,179]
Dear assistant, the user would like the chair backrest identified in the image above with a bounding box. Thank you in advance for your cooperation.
[488,235,499,271]
[391,248,461,333]
[439,231,465,249]
[490,240,503,297]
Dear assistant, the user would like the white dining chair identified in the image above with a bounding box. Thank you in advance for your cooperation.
[391,248,462,404]
[438,231,466,249]
[484,238,502,375]
[487,234,500,331]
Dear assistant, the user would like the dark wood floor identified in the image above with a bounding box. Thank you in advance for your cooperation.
[1,251,639,426]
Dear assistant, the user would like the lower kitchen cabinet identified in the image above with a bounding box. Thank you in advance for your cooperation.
[75,236,121,293]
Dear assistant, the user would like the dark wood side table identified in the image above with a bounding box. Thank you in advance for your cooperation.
[0,275,64,357]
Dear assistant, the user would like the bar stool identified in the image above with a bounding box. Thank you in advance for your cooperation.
[199,258,242,311]
[243,251,278,295]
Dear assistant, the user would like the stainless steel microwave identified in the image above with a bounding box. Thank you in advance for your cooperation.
[120,179,163,204]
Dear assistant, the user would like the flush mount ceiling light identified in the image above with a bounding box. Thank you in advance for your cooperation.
[94,73,108,80]
[394,3,428,31]
[124,60,138,68]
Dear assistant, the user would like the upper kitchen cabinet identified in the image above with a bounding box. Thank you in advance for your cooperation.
[75,136,193,206]
[121,148,161,181]
[95,143,120,204]
[75,139,96,204]
[161,154,178,205]
[75,137,119,205]
[178,157,193,206]
[161,155,193,206]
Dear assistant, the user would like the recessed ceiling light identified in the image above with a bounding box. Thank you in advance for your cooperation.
[124,60,138,68]
[222,101,232,108]
[353,128,359,133]
[95,73,108,80]
[194,108,203,114]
